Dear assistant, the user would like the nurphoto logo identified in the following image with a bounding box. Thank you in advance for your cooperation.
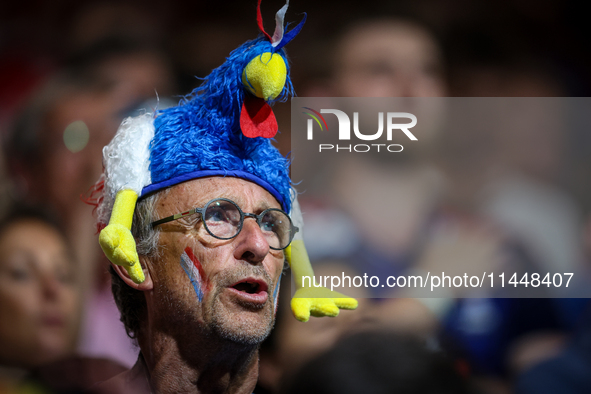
[302,107,418,153]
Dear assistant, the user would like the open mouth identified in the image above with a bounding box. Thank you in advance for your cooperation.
[231,279,268,294]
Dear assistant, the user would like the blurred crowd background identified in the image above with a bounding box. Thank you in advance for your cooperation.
[1,0,591,393]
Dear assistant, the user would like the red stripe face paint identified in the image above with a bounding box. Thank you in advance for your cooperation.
[183,247,211,294]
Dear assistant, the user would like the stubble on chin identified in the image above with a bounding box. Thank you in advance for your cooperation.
[203,266,277,346]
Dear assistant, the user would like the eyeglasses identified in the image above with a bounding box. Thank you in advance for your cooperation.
[151,198,298,250]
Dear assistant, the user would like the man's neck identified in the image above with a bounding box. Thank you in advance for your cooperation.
[139,325,259,394]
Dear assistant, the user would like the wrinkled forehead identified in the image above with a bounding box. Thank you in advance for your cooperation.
[156,177,283,215]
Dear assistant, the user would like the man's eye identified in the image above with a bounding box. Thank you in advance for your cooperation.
[206,207,229,222]
[261,220,276,232]
[209,212,223,222]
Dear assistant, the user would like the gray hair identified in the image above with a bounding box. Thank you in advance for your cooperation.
[132,191,165,257]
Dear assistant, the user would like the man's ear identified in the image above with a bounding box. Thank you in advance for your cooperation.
[111,256,153,291]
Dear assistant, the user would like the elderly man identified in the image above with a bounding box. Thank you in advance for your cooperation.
[94,177,293,393]
[90,4,356,393]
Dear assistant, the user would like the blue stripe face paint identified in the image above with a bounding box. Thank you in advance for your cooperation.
[180,251,204,302]
[273,273,281,314]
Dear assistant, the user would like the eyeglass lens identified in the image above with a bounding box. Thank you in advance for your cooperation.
[202,199,292,249]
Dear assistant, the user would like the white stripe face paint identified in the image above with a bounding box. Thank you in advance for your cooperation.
[180,251,204,302]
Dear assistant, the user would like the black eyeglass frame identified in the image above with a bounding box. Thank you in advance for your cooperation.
[150,197,299,250]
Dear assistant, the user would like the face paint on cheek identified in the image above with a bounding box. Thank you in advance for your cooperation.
[272,273,281,315]
[180,247,209,302]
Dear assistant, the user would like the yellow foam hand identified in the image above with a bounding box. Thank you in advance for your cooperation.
[99,189,145,284]
[286,240,358,322]
[99,223,144,282]
[291,287,359,322]
[242,52,287,101]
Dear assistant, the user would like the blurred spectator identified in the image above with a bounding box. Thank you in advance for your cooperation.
[329,18,446,98]
[0,206,78,388]
[66,2,166,54]
[512,209,591,393]
[445,58,586,287]
[515,304,591,394]
[4,37,176,368]
[296,17,448,262]
[476,70,584,278]
[282,330,472,394]
[5,38,175,271]
[291,17,582,392]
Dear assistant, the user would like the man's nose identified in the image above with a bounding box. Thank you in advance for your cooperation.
[233,217,270,264]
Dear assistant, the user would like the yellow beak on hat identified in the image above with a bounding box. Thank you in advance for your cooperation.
[242,52,287,101]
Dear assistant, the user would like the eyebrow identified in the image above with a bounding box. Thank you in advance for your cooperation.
[255,201,272,211]
[193,195,275,212]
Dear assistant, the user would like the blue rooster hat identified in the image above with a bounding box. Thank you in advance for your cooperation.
[97,0,306,216]
[144,35,297,211]
[144,1,305,212]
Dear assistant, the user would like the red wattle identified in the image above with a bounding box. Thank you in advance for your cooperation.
[240,97,278,138]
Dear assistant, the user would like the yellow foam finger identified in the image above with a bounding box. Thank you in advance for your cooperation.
[99,224,138,266]
[127,260,145,284]
[291,297,312,322]
[310,299,340,317]
[334,297,359,310]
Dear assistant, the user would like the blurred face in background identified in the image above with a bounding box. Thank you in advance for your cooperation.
[38,90,119,219]
[25,49,174,226]
[0,218,77,368]
[332,19,446,97]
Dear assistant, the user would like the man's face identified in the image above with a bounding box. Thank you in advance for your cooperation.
[148,177,285,345]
